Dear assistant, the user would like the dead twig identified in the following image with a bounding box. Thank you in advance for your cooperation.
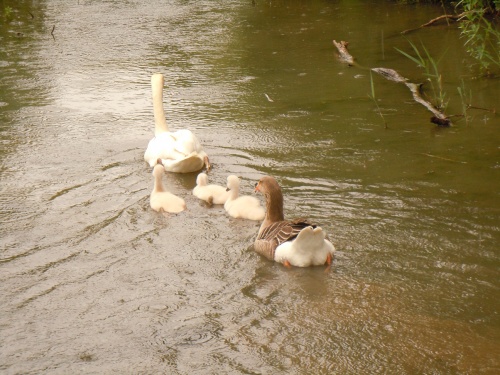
[401,11,474,35]
[466,105,497,114]
[420,153,467,164]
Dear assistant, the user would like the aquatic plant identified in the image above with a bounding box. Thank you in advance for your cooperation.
[395,40,448,111]
[369,71,387,129]
[457,79,472,125]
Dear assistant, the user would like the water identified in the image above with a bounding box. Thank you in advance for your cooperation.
[1,0,499,373]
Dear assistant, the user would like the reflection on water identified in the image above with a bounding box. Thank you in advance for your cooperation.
[1,0,499,374]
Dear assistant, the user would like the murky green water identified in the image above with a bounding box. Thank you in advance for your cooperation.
[1,0,499,374]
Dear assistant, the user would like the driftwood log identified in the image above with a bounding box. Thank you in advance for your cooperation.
[371,67,449,122]
[333,40,450,126]
[332,40,354,66]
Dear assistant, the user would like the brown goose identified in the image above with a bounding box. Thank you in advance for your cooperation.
[254,176,335,267]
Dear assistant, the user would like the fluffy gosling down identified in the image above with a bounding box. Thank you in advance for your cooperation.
[224,175,265,221]
[150,163,187,214]
[193,173,229,205]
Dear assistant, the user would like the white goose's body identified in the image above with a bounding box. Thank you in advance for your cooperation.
[273,226,335,267]
[144,74,210,173]
[150,164,186,214]
[193,173,229,205]
[224,175,265,221]
[254,176,335,267]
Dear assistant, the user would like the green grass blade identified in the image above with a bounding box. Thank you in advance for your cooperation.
[395,47,423,67]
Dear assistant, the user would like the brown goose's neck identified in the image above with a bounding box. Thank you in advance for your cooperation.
[264,186,284,224]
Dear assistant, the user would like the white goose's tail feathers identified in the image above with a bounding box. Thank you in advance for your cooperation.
[295,226,326,246]
[160,152,204,173]
[275,226,335,267]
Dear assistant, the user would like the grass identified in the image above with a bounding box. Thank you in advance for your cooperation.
[457,79,472,125]
[369,71,388,129]
[395,39,449,111]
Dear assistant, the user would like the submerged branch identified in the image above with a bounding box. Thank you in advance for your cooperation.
[403,81,449,123]
[420,153,467,164]
[467,104,497,114]
[333,41,450,126]
[371,67,407,83]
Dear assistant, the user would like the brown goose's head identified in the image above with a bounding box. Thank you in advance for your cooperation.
[255,176,279,193]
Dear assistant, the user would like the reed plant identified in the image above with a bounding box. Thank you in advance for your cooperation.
[369,71,388,129]
[395,40,448,111]
[457,79,473,125]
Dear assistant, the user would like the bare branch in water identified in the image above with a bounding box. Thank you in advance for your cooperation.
[333,40,451,126]
[401,13,465,35]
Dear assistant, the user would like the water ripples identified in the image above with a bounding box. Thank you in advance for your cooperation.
[1,1,498,374]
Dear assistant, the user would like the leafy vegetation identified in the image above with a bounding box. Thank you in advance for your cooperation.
[3,6,13,22]
[456,0,500,73]
[398,0,499,74]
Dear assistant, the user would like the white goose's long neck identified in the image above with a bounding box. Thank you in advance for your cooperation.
[151,74,169,136]
[153,168,165,193]
[228,184,239,201]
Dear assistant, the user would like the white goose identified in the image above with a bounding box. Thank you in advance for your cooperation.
[144,73,210,173]
[150,161,187,214]
[254,176,335,267]
[224,175,265,221]
[193,173,230,205]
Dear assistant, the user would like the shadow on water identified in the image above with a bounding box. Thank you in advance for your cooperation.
[1,0,499,374]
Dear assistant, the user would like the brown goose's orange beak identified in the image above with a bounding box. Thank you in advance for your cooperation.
[254,182,260,193]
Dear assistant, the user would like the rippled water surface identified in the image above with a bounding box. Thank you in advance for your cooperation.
[1,0,499,374]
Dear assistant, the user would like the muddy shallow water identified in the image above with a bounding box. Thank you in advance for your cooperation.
[1,0,499,374]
